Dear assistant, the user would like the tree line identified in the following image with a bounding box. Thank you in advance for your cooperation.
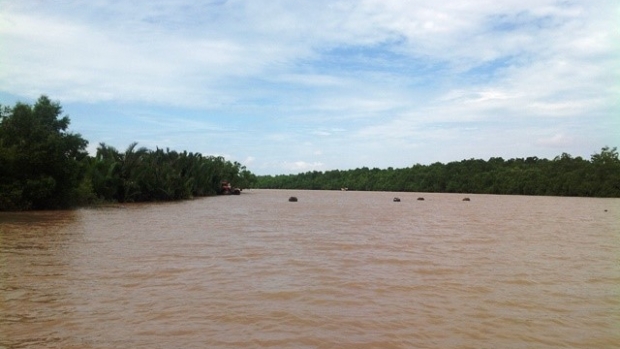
[2,96,618,211]
[0,96,257,211]
[256,147,620,197]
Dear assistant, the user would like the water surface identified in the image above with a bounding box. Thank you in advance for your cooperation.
[1,190,619,348]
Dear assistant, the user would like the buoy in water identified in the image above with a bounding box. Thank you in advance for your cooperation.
[463,197,471,201]
[288,196,298,202]
[417,197,424,201]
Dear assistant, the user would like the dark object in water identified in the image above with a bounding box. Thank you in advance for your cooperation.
[219,180,241,195]
[393,197,401,202]
[417,197,424,201]
[289,196,298,202]
[463,197,471,201]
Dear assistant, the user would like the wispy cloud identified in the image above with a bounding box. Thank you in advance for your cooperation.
[1,0,617,174]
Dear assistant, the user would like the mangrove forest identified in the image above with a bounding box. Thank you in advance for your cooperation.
[2,96,618,211]
[0,96,256,211]
[256,147,620,198]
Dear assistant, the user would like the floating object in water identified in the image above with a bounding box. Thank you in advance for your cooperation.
[417,197,424,201]
[393,197,401,202]
[463,197,471,201]
[288,196,298,202]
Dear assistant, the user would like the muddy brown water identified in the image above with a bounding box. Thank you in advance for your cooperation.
[1,190,619,348]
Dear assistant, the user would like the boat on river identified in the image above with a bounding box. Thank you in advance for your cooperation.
[219,181,241,195]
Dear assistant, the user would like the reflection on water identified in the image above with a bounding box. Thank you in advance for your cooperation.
[1,190,619,348]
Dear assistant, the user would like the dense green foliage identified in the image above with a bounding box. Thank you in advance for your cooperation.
[0,96,256,210]
[0,96,89,210]
[86,143,256,203]
[2,96,617,210]
[256,147,620,197]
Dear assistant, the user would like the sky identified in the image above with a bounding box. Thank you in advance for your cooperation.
[1,0,618,175]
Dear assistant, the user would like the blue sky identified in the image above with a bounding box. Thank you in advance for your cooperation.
[1,0,618,175]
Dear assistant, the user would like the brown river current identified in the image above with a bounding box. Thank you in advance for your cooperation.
[1,190,619,348]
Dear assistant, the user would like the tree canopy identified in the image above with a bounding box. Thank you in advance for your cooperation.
[1,96,617,211]
[0,96,88,209]
[255,147,620,198]
[0,96,256,211]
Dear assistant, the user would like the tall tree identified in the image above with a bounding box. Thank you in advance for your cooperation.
[590,146,620,196]
[0,96,88,210]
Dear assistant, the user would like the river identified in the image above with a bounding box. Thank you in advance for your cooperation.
[1,190,619,348]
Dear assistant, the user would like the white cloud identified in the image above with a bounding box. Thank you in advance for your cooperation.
[284,161,325,172]
[0,0,617,174]
[535,133,573,148]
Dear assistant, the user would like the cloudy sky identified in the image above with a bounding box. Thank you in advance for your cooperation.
[1,0,618,175]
